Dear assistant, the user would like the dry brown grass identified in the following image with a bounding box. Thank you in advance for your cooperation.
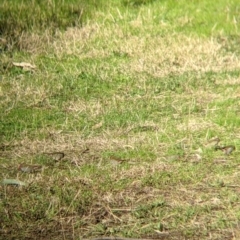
[49,23,240,78]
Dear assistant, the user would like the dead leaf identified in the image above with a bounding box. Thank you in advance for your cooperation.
[204,137,220,148]
[154,230,170,236]
[92,121,103,130]
[12,62,36,71]
[18,164,42,173]
[2,179,27,186]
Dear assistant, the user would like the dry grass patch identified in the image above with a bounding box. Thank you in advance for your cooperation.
[15,31,55,54]
[51,22,240,78]
[176,118,223,132]
[215,76,240,86]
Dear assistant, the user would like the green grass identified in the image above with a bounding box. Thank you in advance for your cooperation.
[1,0,240,239]
[0,0,103,50]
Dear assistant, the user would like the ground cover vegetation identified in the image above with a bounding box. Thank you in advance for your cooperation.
[1,0,240,239]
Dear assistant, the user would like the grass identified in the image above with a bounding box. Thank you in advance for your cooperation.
[1,0,240,239]
[0,0,103,50]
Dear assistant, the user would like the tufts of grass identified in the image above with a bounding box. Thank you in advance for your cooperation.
[122,0,156,7]
[0,0,103,51]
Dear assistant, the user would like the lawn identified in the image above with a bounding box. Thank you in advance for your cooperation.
[1,0,240,239]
